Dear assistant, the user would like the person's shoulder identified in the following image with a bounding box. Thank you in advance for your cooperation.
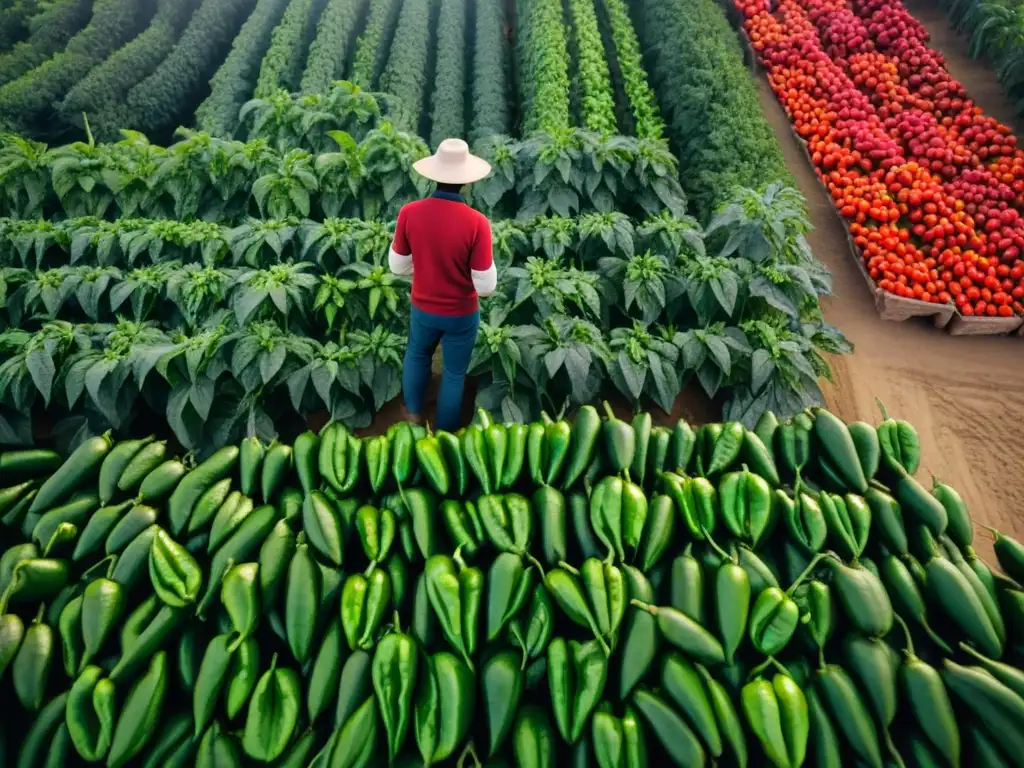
[465,205,491,228]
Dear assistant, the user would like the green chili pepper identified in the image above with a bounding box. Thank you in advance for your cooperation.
[618,565,658,700]
[364,435,390,495]
[206,492,253,553]
[697,664,747,767]
[223,635,258,720]
[193,632,233,736]
[875,400,921,476]
[307,616,343,724]
[147,527,202,608]
[811,408,869,493]
[242,653,301,762]
[716,559,751,665]
[195,721,243,768]
[512,704,556,768]
[481,649,524,757]
[632,687,706,766]
[646,426,672,485]
[258,518,295,611]
[283,537,320,662]
[668,419,696,474]
[302,490,344,567]
[501,422,528,489]
[660,472,717,540]
[734,544,780,594]
[544,563,608,654]
[414,650,475,765]
[486,552,535,643]
[58,593,83,677]
[583,557,626,641]
[749,587,799,656]
[108,650,169,768]
[925,555,1002,658]
[256,441,290,502]
[532,485,566,567]
[562,405,601,490]
[424,551,482,668]
[289,430,318,496]
[527,422,548,486]
[372,630,418,762]
[846,421,880,481]
[777,489,822,554]
[549,636,608,744]
[507,583,555,669]
[220,561,260,651]
[341,568,392,651]
[31,490,99,549]
[12,604,52,711]
[110,598,185,684]
[319,423,343,493]
[814,664,884,768]
[670,544,705,625]
[661,651,722,758]
[706,421,744,476]
[592,702,648,768]
[720,467,774,548]
[629,411,652,484]
[570,491,603,562]
[0,612,25,681]
[544,419,572,486]
[630,600,725,665]
[415,432,450,496]
[878,554,950,653]
[741,429,781,488]
[826,557,893,638]
[139,712,191,768]
[461,425,491,495]
[742,673,806,768]
[991,526,1024,585]
[842,633,898,730]
[333,425,353,493]
[239,436,265,497]
[600,402,635,474]
[632,493,674,573]
[478,493,532,555]
[356,504,397,567]
[590,475,625,562]
[404,487,441,560]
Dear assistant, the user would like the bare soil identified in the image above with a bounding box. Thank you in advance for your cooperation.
[750,0,1024,560]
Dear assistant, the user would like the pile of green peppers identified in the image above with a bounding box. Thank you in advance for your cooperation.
[1,401,1024,767]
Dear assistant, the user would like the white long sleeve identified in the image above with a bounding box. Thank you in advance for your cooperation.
[472,263,498,296]
[389,246,413,276]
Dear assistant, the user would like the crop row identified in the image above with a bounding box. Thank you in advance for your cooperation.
[739,0,1024,317]
[631,0,794,222]
[0,185,844,449]
[253,0,316,99]
[567,0,617,134]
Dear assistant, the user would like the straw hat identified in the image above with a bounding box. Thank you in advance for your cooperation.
[413,138,492,185]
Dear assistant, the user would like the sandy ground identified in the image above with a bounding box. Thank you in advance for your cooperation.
[750,0,1024,560]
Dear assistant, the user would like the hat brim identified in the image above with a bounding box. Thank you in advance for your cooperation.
[413,154,492,185]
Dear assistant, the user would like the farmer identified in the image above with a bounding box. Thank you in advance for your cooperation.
[389,138,497,431]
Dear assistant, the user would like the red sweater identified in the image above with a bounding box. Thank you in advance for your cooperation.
[390,193,494,316]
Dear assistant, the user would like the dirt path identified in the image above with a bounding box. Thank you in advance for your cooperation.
[749,3,1024,560]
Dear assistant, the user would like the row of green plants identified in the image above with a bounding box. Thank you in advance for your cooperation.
[632,0,795,221]
[517,0,572,135]
[195,0,291,139]
[0,185,849,452]
[597,0,665,141]
[378,0,432,135]
[299,0,362,98]
[0,0,147,135]
[567,0,617,135]
[430,0,468,149]
[0,0,92,90]
[938,0,1024,114]
[59,0,203,141]
[350,0,400,92]
[470,0,513,142]
[253,0,315,100]
[0,83,689,224]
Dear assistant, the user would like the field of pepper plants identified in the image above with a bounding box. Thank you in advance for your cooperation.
[737,0,1024,319]
[0,0,849,456]
[3,404,1024,766]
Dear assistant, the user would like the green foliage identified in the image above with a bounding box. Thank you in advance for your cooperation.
[195,0,290,137]
[596,0,663,140]
[254,0,319,99]
[299,0,365,95]
[0,0,41,54]
[470,0,511,143]
[121,0,257,136]
[349,0,400,90]
[633,0,793,221]
[377,0,431,134]
[566,0,616,134]
[518,0,571,134]
[0,0,91,89]
[60,0,203,142]
[429,0,467,148]
[0,0,149,133]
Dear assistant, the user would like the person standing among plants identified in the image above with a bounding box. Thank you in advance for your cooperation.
[389,138,497,431]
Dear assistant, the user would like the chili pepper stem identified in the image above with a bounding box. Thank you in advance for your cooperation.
[33,602,45,623]
[525,553,546,580]
[818,647,826,670]
[767,656,793,678]
[875,398,890,421]
[363,560,378,578]
[630,599,655,615]
[557,561,580,577]
[456,741,482,768]
[392,610,401,634]
[702,530,731,562]
[509,625,529,670]
[893,614,916,658]
[0,584,11,614]
[884,731,906,768]
[785,553,829,595]
[592,629,611,657]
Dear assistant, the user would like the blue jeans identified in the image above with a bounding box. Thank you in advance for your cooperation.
[403,306,480,432]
